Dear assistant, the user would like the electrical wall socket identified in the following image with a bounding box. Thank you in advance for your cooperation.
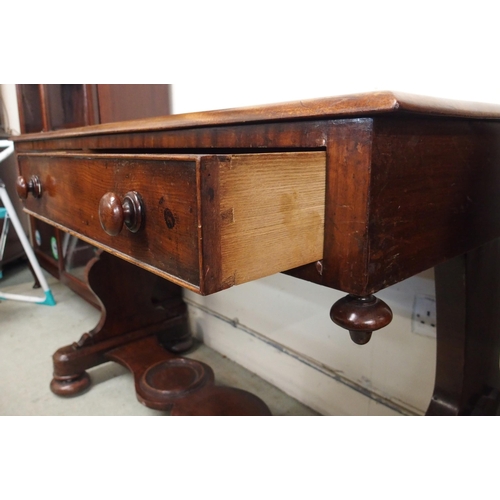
[412,295,437,337]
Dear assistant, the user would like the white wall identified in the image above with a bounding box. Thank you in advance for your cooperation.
[0,85,20,135]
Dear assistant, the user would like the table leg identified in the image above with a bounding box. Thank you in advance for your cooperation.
[49,250,271,415]
[427,239,500,415]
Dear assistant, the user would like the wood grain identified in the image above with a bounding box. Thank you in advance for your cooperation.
[218,152,326,287]
[18,153,201,289]
[365,116,500,293]
[11,120,329,153]
[428,239,500,415]
[322,119,374,294]
[96,84,171,123]
[18,151,326,294]
[13,90,500,144]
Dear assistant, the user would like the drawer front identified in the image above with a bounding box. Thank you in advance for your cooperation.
[18,151,326,294]
[18,154,201,289]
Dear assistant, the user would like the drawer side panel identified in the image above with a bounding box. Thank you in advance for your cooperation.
[218,151,326,287]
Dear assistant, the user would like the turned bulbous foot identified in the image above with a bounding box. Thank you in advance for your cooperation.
[50,372,91,397]
[330,294,393,345]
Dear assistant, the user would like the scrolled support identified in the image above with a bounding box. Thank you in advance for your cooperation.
[330,294,393,345]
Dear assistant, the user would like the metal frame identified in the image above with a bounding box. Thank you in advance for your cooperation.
[0,139,55,305]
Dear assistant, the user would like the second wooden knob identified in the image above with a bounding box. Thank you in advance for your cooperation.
[98,191,144,236]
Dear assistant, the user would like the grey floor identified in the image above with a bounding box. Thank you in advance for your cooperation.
[0,259,318,416]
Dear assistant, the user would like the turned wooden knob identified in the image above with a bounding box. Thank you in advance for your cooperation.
[16,175,42,199]
[98,191,144,236]
[330,294,393,345]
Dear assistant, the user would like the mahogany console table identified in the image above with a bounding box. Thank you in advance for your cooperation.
[11,91,500,415]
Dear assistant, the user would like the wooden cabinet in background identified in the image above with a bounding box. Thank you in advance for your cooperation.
[15,84,172,306]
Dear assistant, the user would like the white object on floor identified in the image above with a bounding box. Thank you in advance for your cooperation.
[0,139,55,306]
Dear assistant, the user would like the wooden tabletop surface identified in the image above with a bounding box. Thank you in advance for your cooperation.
[12,91,500,143]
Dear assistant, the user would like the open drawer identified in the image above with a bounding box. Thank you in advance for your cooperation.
[17,151,326,294]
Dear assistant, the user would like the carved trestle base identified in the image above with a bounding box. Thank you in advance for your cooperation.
[50,251,271,416]
[427,239,500,415]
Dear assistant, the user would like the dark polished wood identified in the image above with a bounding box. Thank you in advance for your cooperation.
[13,91,500,145]
[330,294,393,345]
[49,250,190,396]
[96,84,172,123]
[12,90,500,415]
[98,191,145,236]
[108,336,270,415]
[427,239,500,415]
[15,175,42,199]
[49,250,270,415]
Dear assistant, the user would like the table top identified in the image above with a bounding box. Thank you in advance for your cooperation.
[12,91,500,143]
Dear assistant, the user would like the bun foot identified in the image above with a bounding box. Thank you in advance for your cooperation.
[158,318,194,354]
[163,336,194,354]
[50,372,91,397]
[349,330,372,345]
[330,294,392,345]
